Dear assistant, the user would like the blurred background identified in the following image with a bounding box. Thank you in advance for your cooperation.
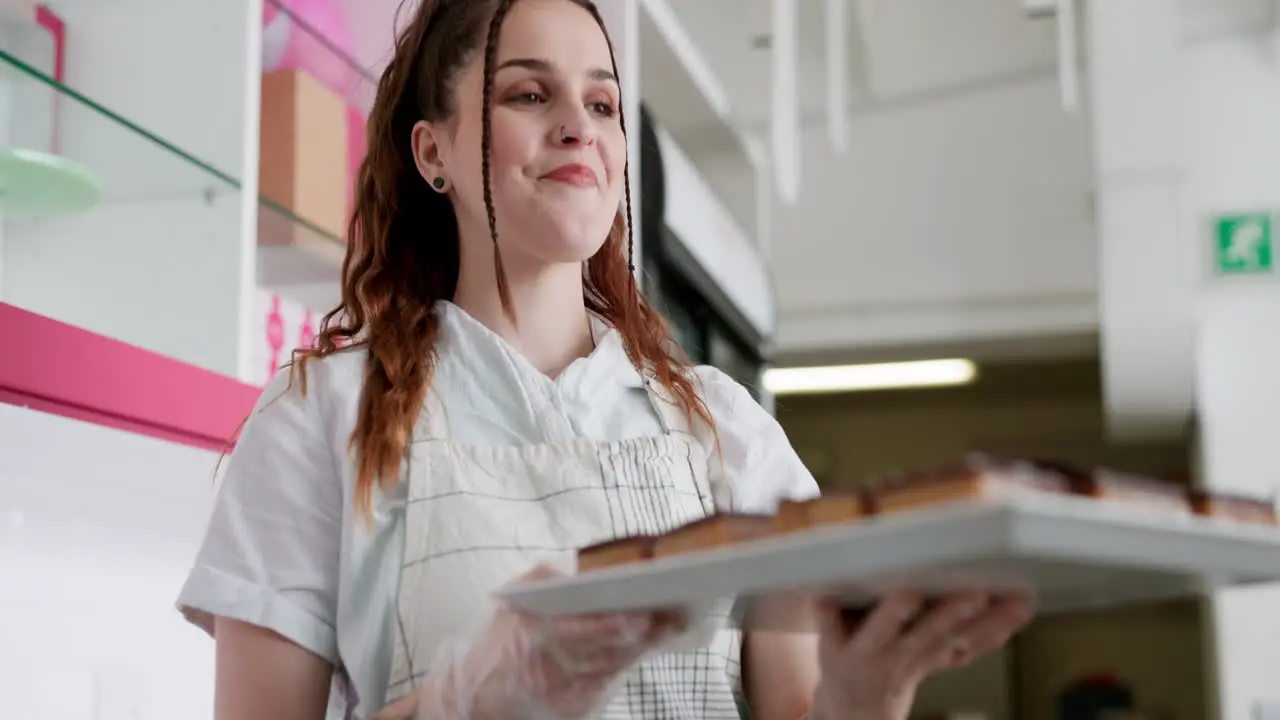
[1,0,1278,718]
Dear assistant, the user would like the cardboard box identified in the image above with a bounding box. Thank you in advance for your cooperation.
[258,68,348,243]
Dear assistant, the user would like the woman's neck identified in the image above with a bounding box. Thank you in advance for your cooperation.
[453,246,594,379]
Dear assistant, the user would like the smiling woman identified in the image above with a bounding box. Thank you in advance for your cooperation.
[410,0,633,301]
[174,1,1027,719]
[178,0,758,717]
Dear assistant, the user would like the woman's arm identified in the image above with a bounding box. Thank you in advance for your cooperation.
[742,594,823,720]
[688,368,826,717]
[214,617,333,720]
[177,364,348,716]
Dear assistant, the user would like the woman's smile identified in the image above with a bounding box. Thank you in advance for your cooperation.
[539,162,599,188]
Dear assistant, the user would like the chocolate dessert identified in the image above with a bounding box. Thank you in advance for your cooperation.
[654,512,776,558]
[870,458,1072,515]
[577,534,656,573]
[1067,468,1192,516]
[775,493,868,533]
[1189,490,1278,525]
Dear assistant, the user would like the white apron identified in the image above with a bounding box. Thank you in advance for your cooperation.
[383,380,746,719]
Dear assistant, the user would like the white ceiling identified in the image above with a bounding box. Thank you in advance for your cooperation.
[348,0,1273,132]
[659,0,1275,137]
[665,0,1061,132]
[348,0,1063,141]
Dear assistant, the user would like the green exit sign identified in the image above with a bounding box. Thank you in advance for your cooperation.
[1215,213,1274,275]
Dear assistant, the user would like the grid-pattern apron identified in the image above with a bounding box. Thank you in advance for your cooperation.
[383,381,745,719]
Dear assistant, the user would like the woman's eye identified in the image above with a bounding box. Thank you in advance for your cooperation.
[589,101,616,117]
[509,92,546,104]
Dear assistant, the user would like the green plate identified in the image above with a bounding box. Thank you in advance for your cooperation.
[0,146,101,217]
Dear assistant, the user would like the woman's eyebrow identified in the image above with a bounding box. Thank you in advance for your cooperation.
[497,57,617,83]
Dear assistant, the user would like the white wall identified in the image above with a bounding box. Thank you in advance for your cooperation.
[43,0,249,175]
[689,138,761,253]
[1184,32,1280,222]
[4,197,243,375]
[1196,287,1280,720]
[0,0,253,376]
[1183,27,1280,720]
[0,404,222,720]
[764,73,1097,353]
[657,126,773,337]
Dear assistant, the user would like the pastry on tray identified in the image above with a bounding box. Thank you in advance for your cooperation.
[577,514,777,573]
[870,457,1073,515]
[775,493,868,533]
[574,458,1277,575]
[1023,458,1201,517]
[1067,467,1191,516]
[653,512,776,558]
[1188,490,1278,525]
[577,534,656,573]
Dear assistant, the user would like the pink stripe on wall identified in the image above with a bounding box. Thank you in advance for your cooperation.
[35,5,64,153]
[34,5,64,82]
[0,303,263,452]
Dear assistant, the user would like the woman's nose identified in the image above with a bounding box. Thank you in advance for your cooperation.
[554,107,597,147]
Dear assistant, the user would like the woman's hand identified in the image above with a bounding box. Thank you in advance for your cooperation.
[386,565,685,720]
[810,590,1032,720]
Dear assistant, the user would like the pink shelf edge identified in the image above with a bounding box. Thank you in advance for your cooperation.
[0,302,264,452]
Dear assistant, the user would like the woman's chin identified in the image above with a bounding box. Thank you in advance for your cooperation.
[519,220,614,264]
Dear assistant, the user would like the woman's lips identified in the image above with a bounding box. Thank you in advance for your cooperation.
[540,163,599,188]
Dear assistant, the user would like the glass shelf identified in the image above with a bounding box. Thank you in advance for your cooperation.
[0,46,240,206]
[0,43,349,247]
[0,46,350,252]
[0,44,347,376]
[256,196,345,295]
[257,0,370,301]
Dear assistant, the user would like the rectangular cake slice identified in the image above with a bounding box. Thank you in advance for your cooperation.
[577,534,656,573]
[1069,468,1192,516]
[654,513,776,558]
[1189,490,1278,525]
[871,459,1071,515]
[775,493,867,533]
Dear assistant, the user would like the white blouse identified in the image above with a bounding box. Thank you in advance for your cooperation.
[176,302,819,711]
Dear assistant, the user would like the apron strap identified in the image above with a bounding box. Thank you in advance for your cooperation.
[644,371,739,512]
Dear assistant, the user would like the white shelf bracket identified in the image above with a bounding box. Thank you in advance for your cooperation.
[771,0,800,204]
[1057,0,1079,113]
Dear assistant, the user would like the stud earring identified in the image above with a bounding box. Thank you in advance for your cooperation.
[432,177,447,190]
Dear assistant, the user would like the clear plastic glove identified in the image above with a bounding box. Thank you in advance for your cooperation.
[393,564,686,720]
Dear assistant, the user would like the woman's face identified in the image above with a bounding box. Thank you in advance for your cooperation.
[414,0,626,267]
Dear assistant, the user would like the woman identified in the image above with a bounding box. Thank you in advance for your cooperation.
[177,0,1031,718]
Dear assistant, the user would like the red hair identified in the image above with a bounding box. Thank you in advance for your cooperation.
[289,0,715,515]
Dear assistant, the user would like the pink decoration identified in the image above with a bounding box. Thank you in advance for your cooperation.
[262,0,356,99]
[298,310,315,350]
[36,5,65,153]
[266,295,285,380]
[35,6,64,82]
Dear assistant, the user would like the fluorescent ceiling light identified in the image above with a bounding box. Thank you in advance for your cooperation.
[763,359,978,395]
